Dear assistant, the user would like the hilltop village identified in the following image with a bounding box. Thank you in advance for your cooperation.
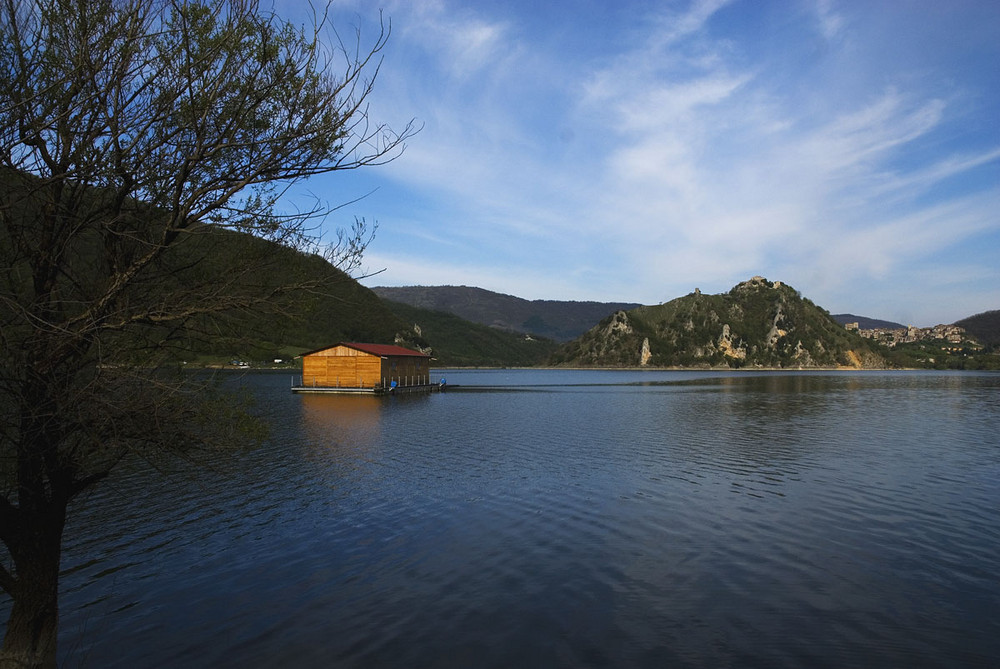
[844,322,978,349]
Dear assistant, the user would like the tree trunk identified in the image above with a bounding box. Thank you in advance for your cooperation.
[1,510,64,669]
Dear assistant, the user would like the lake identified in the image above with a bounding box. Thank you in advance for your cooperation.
[9,370,1000,667]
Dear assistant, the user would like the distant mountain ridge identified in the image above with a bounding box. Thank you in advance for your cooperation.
[371,285,641,341]
[831,314,905,330]
[550,277,888,368]
[379,300,559,366]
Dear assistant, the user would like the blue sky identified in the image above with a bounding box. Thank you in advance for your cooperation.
[295,0,998,327]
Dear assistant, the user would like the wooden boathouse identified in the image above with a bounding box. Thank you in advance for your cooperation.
[293,342,436,394]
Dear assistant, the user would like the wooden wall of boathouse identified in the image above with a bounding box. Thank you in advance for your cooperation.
[300,344,431,389]
[385,354,430,386]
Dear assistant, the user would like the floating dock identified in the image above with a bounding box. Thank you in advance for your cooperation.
[291,379,448,395]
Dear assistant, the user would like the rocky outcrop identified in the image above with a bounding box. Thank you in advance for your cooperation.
[717,324,747,360]
[550,310,647,366]
[793,340,813,365]
[604,310,633,336]
[640,337,652,366]
[765,305,788,348]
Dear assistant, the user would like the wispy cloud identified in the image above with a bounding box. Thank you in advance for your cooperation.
[812,0,845,41]
[650,0,736,48]
[394,0,511,80]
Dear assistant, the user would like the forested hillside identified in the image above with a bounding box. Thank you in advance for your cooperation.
[955,310,1000,348]
[381,301,559,366]
[166,234,559,366]
[116,232,557,367]
[371,285,640,341]
[123,229,420,364]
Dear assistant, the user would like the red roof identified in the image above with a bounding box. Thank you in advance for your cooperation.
[300,342,431,358]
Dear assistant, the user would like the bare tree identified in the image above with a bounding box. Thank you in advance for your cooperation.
[0,0,416,665]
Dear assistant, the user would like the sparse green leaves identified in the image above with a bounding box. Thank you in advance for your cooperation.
[3,0,414,243]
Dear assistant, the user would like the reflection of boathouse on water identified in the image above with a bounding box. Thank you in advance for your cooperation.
[293,342,439,394]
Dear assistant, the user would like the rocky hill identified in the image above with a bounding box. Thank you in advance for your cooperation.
[549,277,888,368]
[371,285,640,342]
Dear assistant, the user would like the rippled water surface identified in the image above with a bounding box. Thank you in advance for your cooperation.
[11,370,1000,667]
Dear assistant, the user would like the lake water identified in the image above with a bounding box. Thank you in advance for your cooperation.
[8,370,1000,667]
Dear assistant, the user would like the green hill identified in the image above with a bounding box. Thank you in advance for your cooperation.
[157,236,562,367]
[955,310,1000,348]
[166,236,561,366]
[132,230,420,364]
[549,276,887,368]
